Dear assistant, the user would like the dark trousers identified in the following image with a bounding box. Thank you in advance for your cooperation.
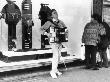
[85,45,97,67]
[8,22,17,39]
[99,47,108,67]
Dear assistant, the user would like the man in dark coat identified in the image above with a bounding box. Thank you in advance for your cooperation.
[97,20,110,68]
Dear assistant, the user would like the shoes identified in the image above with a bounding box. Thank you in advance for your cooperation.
[102,64,109,68]
[85,65,92,69]
[50,71,62,78]
[92,67,99,70]
[50,71,57,79]
[104,66,109,68]
[56,71,62,76]
[98,65,102,68]
[97,64,102,68]
[97,62,102,68]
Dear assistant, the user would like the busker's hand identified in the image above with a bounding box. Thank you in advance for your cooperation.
[44,32,52,38]
[47,33,52,38]
[65,30,69,37]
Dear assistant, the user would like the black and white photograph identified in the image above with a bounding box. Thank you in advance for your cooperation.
[0,0,110,82]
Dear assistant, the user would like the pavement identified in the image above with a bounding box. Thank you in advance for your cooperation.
[0,60,110,82]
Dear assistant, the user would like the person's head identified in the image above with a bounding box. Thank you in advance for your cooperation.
[51,9,58,20]
[91,14,102,23]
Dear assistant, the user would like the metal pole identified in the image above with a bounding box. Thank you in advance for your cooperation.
[0,19,2,40]
[102,0,104,22]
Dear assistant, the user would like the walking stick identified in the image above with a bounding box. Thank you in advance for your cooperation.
[60,55,68,70]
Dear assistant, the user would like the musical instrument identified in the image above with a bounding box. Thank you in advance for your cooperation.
[45,26,68,43]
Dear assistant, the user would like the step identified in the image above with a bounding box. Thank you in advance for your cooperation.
[1,48,68,62]
[0,56,79,72]
[2,48,67,57]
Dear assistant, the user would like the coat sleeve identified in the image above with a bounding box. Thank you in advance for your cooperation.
[82,29,85,43]
[40,21,51,34]
[82,24,88,43]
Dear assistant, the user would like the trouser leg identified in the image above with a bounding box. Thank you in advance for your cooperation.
[91,46,97,67]
[102,48,108,67]
[103,52,108,66]
[51,43,61,73]
[98,51,103,66]
[85,45,91,67]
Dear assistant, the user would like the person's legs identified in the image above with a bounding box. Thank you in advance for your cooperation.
[98,51,103,67]
[97,44,104,68]
[85,45,91,68]
[90,46,99,70]
[50,43,61,78]
[101,48,108,68]
[55,43,62,75]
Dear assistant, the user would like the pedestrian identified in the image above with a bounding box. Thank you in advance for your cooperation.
[82,14,106,70]
[40,9,68,78]
[97,19,110,68]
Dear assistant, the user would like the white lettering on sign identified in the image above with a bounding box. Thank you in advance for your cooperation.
[24,4,30,10]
